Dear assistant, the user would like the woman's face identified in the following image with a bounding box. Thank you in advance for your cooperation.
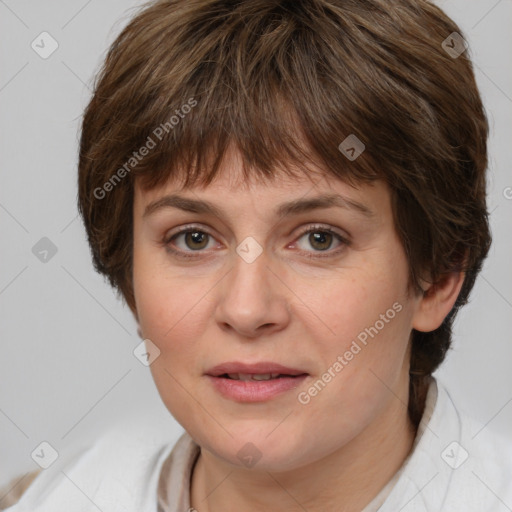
[132,148,423,472]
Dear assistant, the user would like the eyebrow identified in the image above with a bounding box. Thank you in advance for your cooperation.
[142,192,375,220]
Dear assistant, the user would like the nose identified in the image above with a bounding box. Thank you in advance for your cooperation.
[214,247,291,339]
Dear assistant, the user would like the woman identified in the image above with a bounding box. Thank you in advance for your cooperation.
[6,0,512,510]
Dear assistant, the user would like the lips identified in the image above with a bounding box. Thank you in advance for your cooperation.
[206,363,309,402]
[206,361,308,379]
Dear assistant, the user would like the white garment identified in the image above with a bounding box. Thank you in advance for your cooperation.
[7,379,512,511]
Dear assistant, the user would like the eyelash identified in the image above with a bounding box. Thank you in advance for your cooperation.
[162,224,350,260]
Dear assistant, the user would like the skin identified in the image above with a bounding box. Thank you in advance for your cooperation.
[131,146,464,512]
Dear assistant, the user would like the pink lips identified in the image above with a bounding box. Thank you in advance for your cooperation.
[205,361,309,402]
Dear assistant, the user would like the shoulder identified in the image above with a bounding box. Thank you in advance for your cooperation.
[5,418,183,512]
[439,382,512,509]
[380,379,512,511]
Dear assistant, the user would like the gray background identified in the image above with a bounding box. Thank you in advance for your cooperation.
[1,0,511,487]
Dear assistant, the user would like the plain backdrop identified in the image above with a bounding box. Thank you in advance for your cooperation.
[1,0,511,487]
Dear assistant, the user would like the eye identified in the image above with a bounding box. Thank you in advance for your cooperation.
[162,223,349,260]
[163,226,218,258]
[293,225,349,257]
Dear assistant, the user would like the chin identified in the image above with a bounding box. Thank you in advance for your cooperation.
[197,424,314,472]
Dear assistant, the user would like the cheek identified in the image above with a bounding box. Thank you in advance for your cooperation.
[133,265,214,426]
[294,264,408,352]
[133,239,207,334]
[135,272,213,357]
[291,261,412,408]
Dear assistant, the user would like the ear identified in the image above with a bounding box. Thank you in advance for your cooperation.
[412,271,465,332]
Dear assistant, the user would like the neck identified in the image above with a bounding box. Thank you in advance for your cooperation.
[190,389,417,512]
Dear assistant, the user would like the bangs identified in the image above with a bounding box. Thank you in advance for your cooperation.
[109,1,389,193]
[132,94,376,194]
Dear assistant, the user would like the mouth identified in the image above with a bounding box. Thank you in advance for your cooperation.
[205,361,309,402]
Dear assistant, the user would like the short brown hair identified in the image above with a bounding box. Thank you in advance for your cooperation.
[78,0,491,425]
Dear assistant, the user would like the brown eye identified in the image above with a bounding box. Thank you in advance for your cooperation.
[294,225,348,258]
[308,231,333,251]
[183,231,209,250]
[165,228,216,256]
